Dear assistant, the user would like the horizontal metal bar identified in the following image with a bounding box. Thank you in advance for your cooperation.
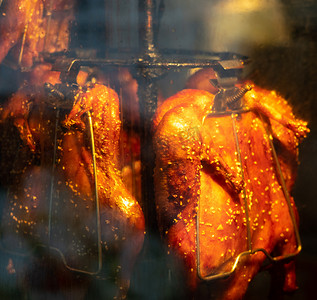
[51,57,246,72]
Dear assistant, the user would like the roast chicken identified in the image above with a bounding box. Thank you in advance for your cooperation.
[153,77,309,299]
[0,67,145,298]
[62,83,145,290]
[0,0,74,68]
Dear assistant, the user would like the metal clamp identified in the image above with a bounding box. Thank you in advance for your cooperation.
[196,112,301,281]
[0,98,102,276]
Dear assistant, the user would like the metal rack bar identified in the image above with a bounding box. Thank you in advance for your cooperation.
[137,0,161,234]
[47,56,246,73]
[231,114,252,252]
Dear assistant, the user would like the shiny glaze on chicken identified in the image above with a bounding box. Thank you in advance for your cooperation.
[153,84,308,299]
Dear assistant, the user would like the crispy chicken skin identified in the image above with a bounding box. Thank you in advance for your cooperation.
[1,73,144,297]
[62,84,145,294]
[153,84,308,299]
[63,84,145,232]
[0,0,74,68]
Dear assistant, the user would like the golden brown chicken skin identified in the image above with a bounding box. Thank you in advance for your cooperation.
[1,75,145,298]
[153,84,308,299]
[60,84,145,295]
[0,0,74,68]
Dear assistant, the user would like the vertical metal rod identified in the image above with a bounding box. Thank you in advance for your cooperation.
[196,187,202,276]
[231,113,252,251]
[137,81,159,234]
[260,115,302,253]
[18,24,28,66]
[138,0,157,57]
[87,111,102,273]
[137,0,160,234]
